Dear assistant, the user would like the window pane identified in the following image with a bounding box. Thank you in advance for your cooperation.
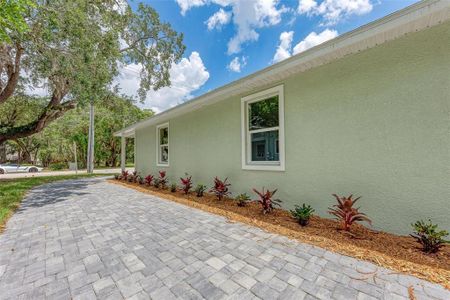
[250,130,279,162]
[160,146,169,163]
[249,96,279,130]
[160,127,168,145]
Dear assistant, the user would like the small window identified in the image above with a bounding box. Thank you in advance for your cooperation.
[241,85,285,171]
[156,123,169,166]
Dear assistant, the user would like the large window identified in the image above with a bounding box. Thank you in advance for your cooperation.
[241,85,285,171]
[156,123,169,166]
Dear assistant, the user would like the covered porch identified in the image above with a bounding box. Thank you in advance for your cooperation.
[113,128,135,172]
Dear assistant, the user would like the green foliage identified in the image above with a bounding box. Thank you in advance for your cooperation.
[0,0,34,42]
[0,0,184,143]
[195,184,206,197]
[153,178,160,189]
[170,183,177,193]
[49,162,66,171]
[235,193,251,207]
[410,220,449,253]
[290,204,315,226]
[0,94,152,167]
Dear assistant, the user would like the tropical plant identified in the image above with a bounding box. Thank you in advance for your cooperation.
[410,220,449,253]
[144,174,154,186]
[170,183,177,193]
[158,171,167,188]
[120,170,129,180]
[195,184,207,197]
[0,1,185,145]
[328,194,371,231]
[290,204,315,226]
[253,188,282,214]
[114,174,119,180]
[235,193,251,207]
[180,174,193,194]
[136,175,144,185]
[153,178,160,189]
[210,177,231,200]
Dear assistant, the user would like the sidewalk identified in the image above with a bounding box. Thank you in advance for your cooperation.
[0,168,131,180]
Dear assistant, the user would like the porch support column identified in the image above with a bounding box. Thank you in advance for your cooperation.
[120,135,126,172]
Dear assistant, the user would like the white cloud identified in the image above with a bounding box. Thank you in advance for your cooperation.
[176,0,208,15]
[177,0,288,55]
[227,56,247,72]
[206,8,232,30]
[272,29,338,63]
[116,52,209,113]
[292,29,338,54]
[298,0,373,25]
[272,31,294,63]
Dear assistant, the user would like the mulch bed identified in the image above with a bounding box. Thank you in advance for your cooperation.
[110,179,450,289]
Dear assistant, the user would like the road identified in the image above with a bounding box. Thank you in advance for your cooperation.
[0,168,131,180]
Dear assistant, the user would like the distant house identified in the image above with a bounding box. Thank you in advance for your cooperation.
[115,0,450,234]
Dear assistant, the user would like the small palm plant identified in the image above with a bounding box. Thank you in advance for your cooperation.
[328,194,371,231]
[410,219,449,253]
[290,204,315,226]
[170,183,177,193]
[235,193,251,207]
[253,188,282,214]
[195,184,207,197]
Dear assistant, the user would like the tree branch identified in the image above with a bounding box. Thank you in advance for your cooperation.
[0,44,23,104]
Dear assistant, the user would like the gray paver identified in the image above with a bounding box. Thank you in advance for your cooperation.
[0,178,448,300]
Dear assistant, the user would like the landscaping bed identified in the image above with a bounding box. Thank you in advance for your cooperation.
[110,179,450,289]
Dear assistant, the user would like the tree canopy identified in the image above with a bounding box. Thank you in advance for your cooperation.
[0,0,185,144]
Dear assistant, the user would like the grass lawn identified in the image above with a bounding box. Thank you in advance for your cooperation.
[0,174,109,230]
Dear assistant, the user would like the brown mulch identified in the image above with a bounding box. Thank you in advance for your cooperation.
[109,179,450,289]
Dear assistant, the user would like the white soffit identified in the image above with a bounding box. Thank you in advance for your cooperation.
[114,0,450,137]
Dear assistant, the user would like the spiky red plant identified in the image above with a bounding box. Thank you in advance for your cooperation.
[253,188,282,214]
[121,170,129,180]
[144,175,154,186]
[209,177,231,200]
[180,174,193,194]
[158,171,167,188]
[328,194,371,231]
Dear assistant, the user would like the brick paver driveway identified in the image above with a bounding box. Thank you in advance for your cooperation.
[0,178,448,300]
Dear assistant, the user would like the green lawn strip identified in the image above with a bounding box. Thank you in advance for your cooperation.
[0,174,111,229]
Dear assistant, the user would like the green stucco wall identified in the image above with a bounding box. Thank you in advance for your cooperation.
[135,22,450,235]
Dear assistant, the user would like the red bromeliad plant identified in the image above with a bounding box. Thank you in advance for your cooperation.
[120,170,129,180]
[209,177,231,200]
[328,194,371,231]
[180,174,193,194]
[253,188,282,214]
[144,174,154,186]
[158,171,167,188]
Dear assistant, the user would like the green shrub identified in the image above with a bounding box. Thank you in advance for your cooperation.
[195,184,207,197]
[290,204,315,226]
[410,219,449,253]
[235,193,251,207]
[170,183,177,193]
[153,178,160,189]
[49,162,66,170]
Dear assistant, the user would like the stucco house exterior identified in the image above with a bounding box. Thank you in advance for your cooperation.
[115,0,450,235]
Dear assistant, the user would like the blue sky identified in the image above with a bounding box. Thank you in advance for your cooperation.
[120,0,419,112]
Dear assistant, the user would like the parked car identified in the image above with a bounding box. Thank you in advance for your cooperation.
[0,164,43,174]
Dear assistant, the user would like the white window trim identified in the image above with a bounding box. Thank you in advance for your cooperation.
[241,84,285,171]
[156,122,169,167]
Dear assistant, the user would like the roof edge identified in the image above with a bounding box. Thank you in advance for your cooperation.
[114,0,449,137]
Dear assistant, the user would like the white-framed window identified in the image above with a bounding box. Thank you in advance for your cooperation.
[156,123,169,166]
[241,85,285,171]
